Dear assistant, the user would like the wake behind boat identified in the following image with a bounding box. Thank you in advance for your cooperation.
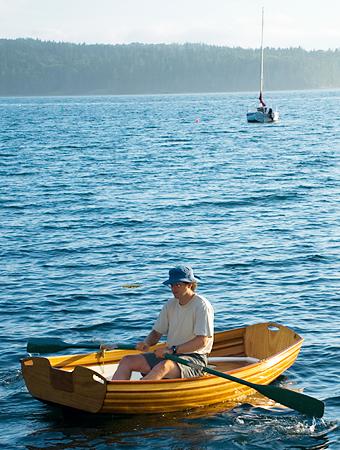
[247,8,279,123]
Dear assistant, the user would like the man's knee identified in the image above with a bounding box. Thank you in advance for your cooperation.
[120,355,139,367]
[163,359,173,370]
[121,354,150,372]
[157,359,177,374]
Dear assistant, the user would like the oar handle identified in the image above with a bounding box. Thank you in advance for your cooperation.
[102,343,136,350]
[70,341,100,349]
[116,343,137,350]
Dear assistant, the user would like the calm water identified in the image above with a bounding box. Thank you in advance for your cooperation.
[0,90,339,449]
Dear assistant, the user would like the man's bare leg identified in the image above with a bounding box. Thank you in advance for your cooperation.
[112,355,151,380]
[142,360,180,380]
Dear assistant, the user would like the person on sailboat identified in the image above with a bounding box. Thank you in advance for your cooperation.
[258,92,266,112]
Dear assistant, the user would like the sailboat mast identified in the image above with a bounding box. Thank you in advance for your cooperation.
[259,7,265,105]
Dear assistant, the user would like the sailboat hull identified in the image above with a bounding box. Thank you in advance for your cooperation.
[247,109,279,123]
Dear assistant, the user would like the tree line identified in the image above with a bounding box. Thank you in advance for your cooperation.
[0,38,339,96]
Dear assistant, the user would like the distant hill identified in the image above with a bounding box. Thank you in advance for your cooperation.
[0,38,339,96]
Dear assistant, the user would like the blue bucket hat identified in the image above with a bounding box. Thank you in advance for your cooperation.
[162,265,201,285]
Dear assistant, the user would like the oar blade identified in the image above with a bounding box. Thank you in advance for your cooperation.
[26,338,134,354]
[27,338,100,353]
[255,383,325,418]
[27,337,70,353]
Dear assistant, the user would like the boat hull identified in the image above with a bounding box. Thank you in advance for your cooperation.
[21,322,303,414]
[247,110,279,123]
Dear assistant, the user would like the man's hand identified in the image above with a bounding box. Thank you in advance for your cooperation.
[154,345,171,358]
[136,341,150,352]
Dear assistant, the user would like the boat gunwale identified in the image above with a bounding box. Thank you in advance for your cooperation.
[105,336,303,385]
[29,322,303,387]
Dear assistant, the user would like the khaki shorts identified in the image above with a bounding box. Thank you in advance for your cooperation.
[142,352,207,378]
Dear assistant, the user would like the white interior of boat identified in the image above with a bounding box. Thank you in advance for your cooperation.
[89,356,260,380]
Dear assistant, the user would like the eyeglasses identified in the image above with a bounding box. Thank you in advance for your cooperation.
[169,282,187,288]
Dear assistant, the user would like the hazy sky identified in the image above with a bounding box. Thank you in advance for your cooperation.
[1,0,339,50]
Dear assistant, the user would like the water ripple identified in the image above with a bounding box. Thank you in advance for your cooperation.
[0,90,339,449]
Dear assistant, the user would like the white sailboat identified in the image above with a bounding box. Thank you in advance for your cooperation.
[247,8,279,123]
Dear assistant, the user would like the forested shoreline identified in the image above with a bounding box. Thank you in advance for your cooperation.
[1,38,339,96]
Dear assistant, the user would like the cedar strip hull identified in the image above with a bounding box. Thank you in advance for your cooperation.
[21,322,303,414]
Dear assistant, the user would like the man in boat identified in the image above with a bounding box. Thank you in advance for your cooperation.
[108,265,214,380]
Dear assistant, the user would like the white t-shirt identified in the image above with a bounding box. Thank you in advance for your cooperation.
[153,293,214,354]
